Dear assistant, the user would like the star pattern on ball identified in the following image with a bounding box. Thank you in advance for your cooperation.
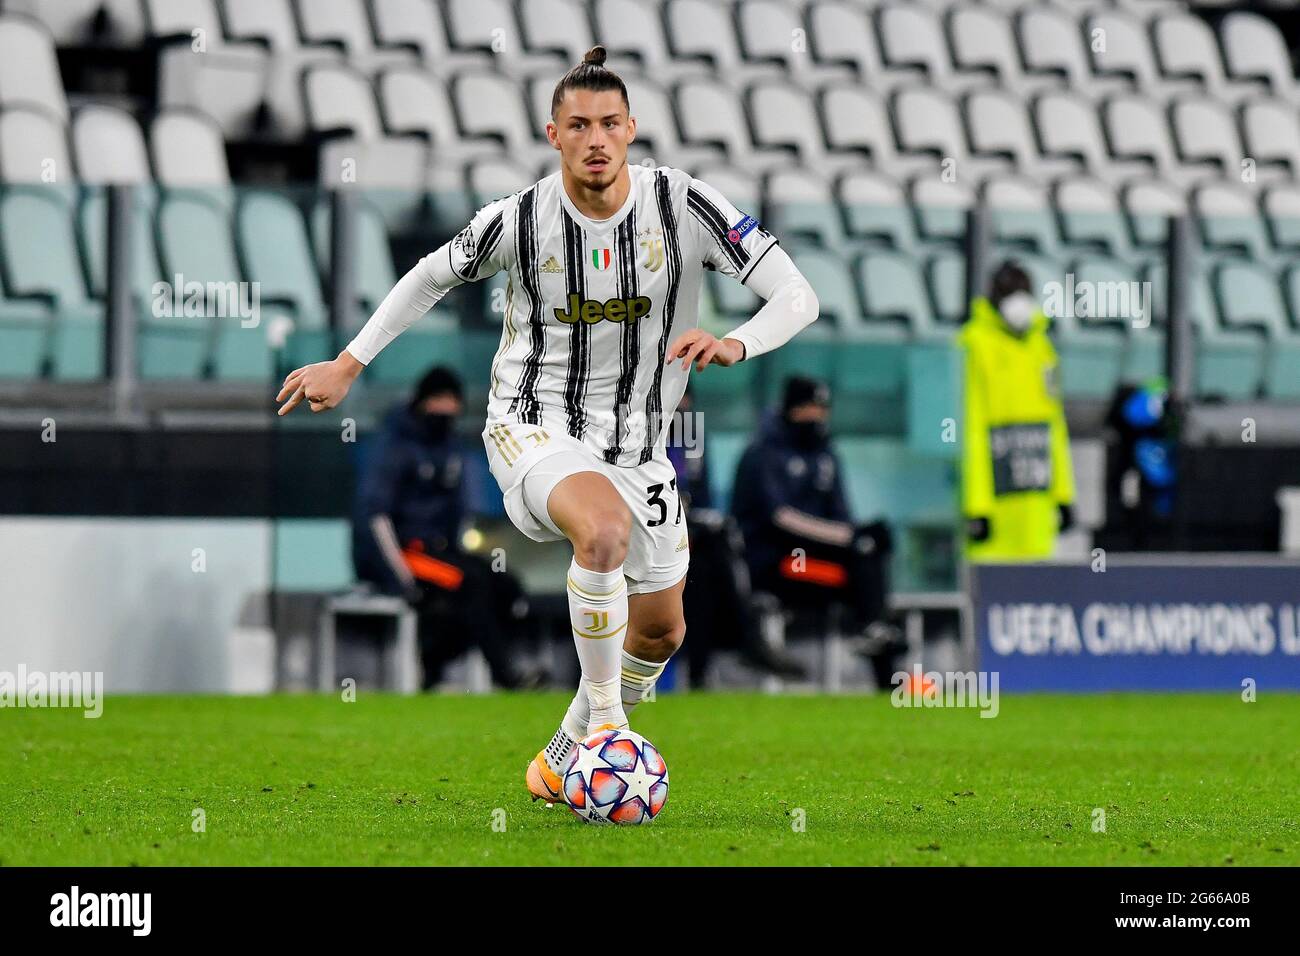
[614,753,659,809]
[570,739,613,790]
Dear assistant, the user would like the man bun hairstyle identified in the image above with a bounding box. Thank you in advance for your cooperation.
[550,45,629,118]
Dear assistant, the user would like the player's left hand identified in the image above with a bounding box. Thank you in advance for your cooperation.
[666,330,744,372]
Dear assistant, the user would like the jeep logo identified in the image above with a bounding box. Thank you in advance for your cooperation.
[554,294,652,325]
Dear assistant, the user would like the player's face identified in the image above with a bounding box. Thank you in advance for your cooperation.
[547,88,636,191]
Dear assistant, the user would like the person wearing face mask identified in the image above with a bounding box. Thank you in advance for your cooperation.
[352,366,540,689]
[959,262,1076,561]
[730,376,901,687]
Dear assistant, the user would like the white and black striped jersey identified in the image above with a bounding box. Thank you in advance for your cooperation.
[443,163,778,468]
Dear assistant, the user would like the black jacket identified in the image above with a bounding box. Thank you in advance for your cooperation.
[352,406,467,592]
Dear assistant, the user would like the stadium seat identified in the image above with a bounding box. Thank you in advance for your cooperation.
[964,88,1077,182]
[1055,178,1129,257]
[1123,179,1186,251]
[767,245,907,434]
[1241,99,1300,183]
[237,192,331,370]
[1214,260,1300,398]
[593,0,709,84]
[1102,94,1201,189]
[856,249,944,341]
[984,176,1059,255]
[223,0,343,137]
[4,0,144,45]
[665,0,782,90]
[0,16,69,121]
[304,65,429,228]
[618,75,723,170]
[877,4,985,92]
[947,5,1047,94]
[0,291,51,379]
[294,0,418,75]
[1263,185,1300,253]
[807,0,918,93]
[144,0,268,138]
[1193,183,1270,262]
[379,68,502,166]
[371,0,495,76]
[910,178,974,246]
[466,157,533,207]
[149,110,231,191]
[749,82,858,175]
[1034,91,1153,185]
[691,163,760,218]
[1016,5,1127,99]
[0,106,72,193]
[309,198,459,384]
[1087,10,1199,102]
[311,198,398,319]
[1151,13,1259,105]
[519,0,598,66]
[71,106,152,186]
[764,166,843,249]
[837,170,916,250]
[1147,260,1263,399]
[1170,98,1248,185]
[79,191,208,379]
[0,189,102,379]
[892,86,1009,185]
[925,248,966,327]
[676,79,793,172]
[451,72,552,168]
[158,194,272,380]
[736,0,855,89]
[1219,12,1297,99]
[818,85,932,178]
[444,0,566,78]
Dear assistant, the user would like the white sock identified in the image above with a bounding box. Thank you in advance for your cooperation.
[561,675,590,743]
[621,651,667,715]
[567,558,628,731]
[555,651,669,751]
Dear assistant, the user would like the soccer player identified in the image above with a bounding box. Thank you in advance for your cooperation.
[276,47,820,802]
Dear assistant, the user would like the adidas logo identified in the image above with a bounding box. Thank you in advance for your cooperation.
[675,534,688,553]
[540,255,563,274]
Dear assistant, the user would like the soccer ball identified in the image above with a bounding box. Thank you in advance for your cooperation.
[561,727,669,825]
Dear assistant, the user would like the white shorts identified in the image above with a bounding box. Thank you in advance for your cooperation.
[482,414,690,596]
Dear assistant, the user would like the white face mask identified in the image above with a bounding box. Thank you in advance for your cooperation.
[998,291,1037,332]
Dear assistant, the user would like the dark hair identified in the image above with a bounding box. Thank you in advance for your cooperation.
[411,366,463,407]
[989,260,1031,304]
[550,45,629,118]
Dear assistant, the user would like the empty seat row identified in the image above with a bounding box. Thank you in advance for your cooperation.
[0,103,230,198]
[0,184,430,382]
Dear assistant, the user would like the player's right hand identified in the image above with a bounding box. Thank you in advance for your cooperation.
[276,351,364,416]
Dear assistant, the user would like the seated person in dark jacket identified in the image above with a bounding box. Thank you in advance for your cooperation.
[668,387,805,683]
[352,366,536,689]
[730,376,899,686]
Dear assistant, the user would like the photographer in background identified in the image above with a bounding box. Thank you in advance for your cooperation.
[352,366,541,689]
[669,387,806,684]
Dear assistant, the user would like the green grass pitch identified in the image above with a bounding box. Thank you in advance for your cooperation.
[1,692,1295,866]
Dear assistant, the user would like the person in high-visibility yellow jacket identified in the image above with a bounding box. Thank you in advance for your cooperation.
[959,262,1075,561]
